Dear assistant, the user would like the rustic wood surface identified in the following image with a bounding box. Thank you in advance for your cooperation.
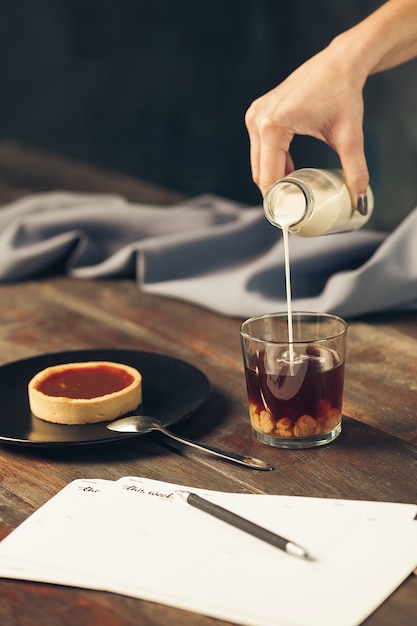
[0,142,416,626]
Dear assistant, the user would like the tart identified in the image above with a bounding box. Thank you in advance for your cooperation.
[28,361,142,425]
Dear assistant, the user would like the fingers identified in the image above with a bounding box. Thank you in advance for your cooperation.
[245,103,294,196]
[245,84,369,206]
[245,106,261,188]
[258,132,291,196]
[284,152,295,176]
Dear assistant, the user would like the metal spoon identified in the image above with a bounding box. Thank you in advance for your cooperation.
[107,415,273,471]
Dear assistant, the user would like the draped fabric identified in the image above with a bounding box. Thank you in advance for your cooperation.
[1,191,415,318]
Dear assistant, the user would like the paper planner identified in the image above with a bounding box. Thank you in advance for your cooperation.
[0,476,416,626]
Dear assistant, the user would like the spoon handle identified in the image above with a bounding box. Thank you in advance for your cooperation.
[156,425,273,471]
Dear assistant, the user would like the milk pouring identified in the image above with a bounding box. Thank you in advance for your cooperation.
[263,168,372,363]
[239,168,355,448]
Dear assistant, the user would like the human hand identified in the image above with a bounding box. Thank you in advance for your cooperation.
[245,42,370,210]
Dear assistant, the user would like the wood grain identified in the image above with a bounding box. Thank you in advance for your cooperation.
[0,142,416,626]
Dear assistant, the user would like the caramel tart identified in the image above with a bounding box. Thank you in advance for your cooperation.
[28,361,142,425]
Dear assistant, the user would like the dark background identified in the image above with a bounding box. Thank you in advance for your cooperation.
[1,0,416,231]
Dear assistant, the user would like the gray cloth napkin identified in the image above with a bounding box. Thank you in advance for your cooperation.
[0,191,416,318]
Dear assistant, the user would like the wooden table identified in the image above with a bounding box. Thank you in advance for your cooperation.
[0,142,416,626]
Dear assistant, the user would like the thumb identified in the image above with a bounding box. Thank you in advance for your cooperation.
[342,161,370,212]
[336,127,370,211]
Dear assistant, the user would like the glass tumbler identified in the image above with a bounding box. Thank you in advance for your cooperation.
[240,312,348,449]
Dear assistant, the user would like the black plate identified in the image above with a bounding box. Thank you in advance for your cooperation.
[0,349,210,447]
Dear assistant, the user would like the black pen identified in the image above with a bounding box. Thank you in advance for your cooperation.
[176,490,311,560]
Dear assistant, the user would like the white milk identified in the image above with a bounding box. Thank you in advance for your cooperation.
[264,169,373,237]
[279,213,301,362]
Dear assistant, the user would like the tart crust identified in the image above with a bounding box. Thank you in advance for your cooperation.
[28,361,142,425]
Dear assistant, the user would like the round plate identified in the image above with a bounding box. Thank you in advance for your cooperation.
[0,349,210,447]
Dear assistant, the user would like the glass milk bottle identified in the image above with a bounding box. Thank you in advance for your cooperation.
[263,168,373,237]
